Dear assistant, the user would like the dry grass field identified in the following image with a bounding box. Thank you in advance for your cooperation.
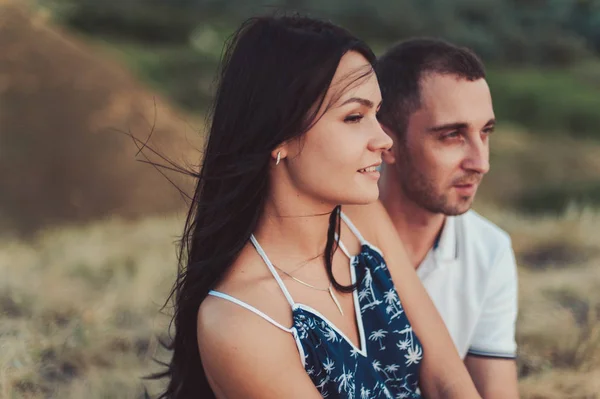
[1,202,600,398]
[0,215,181,398]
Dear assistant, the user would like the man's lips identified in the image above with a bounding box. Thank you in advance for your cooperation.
[453,176,482,186]
[453,182,479,196]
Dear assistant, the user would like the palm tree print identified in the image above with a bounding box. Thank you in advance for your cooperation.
[316,375,330,390]
[372,360,382,372]
[384,364,400,380]
[322,325,340,343]
[372,382,395,399]
[399,375,417,395]
[369,329,388,350]
[358,289,369,302]
[284,237,423,398]
[383,289,405,323]
[397,339,410,351]
[374,262,387,272]
[335,365,355,395]
[294,320,309,339]
[323,357,335,374]
[405,346,423,367]
[359,268,383,312]
[372,360,391,381]
[393,324,421,366]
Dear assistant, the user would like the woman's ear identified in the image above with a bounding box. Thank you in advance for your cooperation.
[271,145,288,164]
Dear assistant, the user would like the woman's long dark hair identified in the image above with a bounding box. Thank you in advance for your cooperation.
[155,14,376,398]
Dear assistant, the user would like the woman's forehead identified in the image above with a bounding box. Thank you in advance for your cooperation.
[326,52,380,106]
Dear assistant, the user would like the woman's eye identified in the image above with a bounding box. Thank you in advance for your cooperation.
[344,114,363,123]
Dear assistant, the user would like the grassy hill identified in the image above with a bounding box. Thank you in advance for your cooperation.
[0,1,201,236]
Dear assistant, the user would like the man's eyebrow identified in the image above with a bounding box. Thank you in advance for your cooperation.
[427,118,496,132]
[484,118,496,127]
[339,97,380,108]
[427,122,469,132]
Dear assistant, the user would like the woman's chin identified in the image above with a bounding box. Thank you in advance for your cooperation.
[340,190,379,206]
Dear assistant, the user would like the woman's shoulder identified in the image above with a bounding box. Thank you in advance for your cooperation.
[211,242,270,295]
[197,241,294,345]
[197,285,319,398]
[196,242,318,397]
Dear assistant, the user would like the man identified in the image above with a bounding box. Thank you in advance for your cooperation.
[375,39,519,398]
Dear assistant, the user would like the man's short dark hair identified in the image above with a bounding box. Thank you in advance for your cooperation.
[376,38,486,137]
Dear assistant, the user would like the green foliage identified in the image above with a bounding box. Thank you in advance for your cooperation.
[40,0,202,43]
[488,66,600,139]
[102,41,219,110]
[40,0,600,64]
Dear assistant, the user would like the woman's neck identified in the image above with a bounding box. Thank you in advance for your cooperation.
[253,188,337,269]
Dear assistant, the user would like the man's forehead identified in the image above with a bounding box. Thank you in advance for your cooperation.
[419,73,488,100]
[416,73,494,124]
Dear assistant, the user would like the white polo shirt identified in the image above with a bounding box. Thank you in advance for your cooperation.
[417,210,518,359]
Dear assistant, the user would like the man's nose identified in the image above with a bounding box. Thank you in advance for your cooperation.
[369,119,394,152]
[463,137,489,175]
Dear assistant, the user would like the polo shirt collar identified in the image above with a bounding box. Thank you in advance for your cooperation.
[434,215,458,262]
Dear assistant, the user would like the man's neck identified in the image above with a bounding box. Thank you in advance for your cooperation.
[380,173,446,269]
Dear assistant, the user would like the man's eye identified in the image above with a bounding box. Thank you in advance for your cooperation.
[483,127,495,135]
[443,131,460,139]
[344,114,363,123]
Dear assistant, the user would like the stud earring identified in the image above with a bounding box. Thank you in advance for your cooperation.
[276,151,281,165]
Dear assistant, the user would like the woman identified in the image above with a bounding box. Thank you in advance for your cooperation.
[158,15,481,399]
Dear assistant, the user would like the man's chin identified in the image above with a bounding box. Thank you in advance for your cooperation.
[442,197,474,216]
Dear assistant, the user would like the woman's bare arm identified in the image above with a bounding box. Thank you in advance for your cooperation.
[345,202,481,399]
[197,295,323,399]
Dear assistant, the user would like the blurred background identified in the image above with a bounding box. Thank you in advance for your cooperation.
[1,0,600,397]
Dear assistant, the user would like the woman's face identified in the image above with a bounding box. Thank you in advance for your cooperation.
[275,51,392,207]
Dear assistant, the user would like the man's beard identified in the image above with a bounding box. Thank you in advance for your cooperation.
[396,157,481,216]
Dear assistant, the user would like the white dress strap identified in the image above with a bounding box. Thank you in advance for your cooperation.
[340,211,367,245]
[250,235,296,307]
[208,290,293,333]
[334,232,353,259]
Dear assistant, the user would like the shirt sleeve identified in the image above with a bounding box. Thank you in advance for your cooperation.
[467,244,518,359]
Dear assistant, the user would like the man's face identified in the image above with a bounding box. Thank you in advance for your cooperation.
[387,73,494,216]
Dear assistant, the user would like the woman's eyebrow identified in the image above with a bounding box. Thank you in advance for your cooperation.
[339,97,376,108]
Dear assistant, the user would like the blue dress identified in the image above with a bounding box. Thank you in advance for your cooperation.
[209,212,423,398]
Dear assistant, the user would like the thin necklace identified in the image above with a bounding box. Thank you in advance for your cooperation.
[286,252,324,274]
[272,263,344,316]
